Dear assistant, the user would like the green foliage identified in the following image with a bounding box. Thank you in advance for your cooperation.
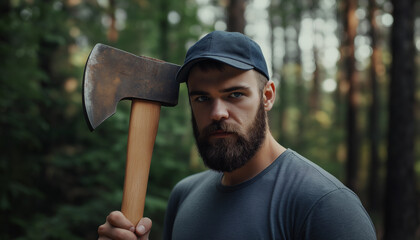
[0,0,203,239]
[1,0,419,239]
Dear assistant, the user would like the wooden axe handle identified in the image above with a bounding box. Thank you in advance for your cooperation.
[121,99,161,225]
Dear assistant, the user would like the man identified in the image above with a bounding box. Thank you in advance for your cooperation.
[98,31,376,240]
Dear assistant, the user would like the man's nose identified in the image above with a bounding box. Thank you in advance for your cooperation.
[210,99,229,121]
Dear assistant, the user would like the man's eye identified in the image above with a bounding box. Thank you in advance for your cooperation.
[195,96,210,102]
[230,92,244,98]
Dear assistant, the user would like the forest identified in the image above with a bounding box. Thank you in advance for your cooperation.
[0,0,419,239]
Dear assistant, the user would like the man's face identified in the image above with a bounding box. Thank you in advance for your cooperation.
[187,65,267,172]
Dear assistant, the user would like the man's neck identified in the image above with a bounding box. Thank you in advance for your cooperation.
[221,134,286,186]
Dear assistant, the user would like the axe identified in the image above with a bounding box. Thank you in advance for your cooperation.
[82,44,180,224]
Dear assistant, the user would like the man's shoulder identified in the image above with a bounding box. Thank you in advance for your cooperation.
[281,150,347,191]
[276,150,359,210]
[276,151,376,238]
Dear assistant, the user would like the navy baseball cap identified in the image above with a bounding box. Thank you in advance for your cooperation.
[176,31,269,83]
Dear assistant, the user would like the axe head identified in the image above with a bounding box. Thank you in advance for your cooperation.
[83,44,180,131]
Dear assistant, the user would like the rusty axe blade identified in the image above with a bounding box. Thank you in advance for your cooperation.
[83,43,180,131]
[82,43,180,224]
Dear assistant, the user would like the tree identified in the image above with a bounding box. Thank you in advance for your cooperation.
[226,0,246,33]
[107,0,118,42]
[343,0,360,192]
[309,0,320,113]
[384,0,417,238]
[367,0,381,212]
[0,0,203,239]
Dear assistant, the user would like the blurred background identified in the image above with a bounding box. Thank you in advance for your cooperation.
[0,0,419,239]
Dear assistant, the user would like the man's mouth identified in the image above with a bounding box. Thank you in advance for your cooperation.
[199,121,239,141]
[208,130,234,138]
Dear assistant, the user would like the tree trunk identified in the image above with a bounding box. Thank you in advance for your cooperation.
[159,0,169,60]
[278,12,291,143]
[334,0,347,130]
[309,0,320,113]
[309,48,320,113]
[278,46,289,143]
[294,22,305,143]
[343,0,359,192]
[367,0,381,212]
[226,0,246,33]
[384,0,417,238]
[107,0,118,42]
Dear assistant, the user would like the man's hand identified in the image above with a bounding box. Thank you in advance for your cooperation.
[98,211,152,240]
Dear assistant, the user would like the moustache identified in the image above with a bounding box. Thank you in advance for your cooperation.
[199,121,241,140]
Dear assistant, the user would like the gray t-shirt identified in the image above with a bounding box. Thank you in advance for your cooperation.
[163,149,376,240]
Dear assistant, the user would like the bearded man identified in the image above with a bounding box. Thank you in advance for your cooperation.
[98,31,376,240]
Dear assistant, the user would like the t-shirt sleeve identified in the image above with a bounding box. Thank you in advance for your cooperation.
[301,188,377,240]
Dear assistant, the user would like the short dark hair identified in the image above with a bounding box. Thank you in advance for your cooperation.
[189,60,268,92]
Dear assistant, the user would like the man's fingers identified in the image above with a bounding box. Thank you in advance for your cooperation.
[107,211,134,230]
[97,211,138,240]
[98,221,136,240]
[97,211,152,240]
[136,217,152,240]
[98,236,112,240]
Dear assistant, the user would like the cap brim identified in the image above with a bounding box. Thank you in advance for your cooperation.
[176,56,254,83]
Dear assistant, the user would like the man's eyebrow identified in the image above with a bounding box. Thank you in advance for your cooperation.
[189,90,208,96]
[189,86,250,96]
[220,86,250,93]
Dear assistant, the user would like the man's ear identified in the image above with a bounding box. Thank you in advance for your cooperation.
[263,80,276,111]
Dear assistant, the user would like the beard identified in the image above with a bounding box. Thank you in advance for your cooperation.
[192,100,267,172]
